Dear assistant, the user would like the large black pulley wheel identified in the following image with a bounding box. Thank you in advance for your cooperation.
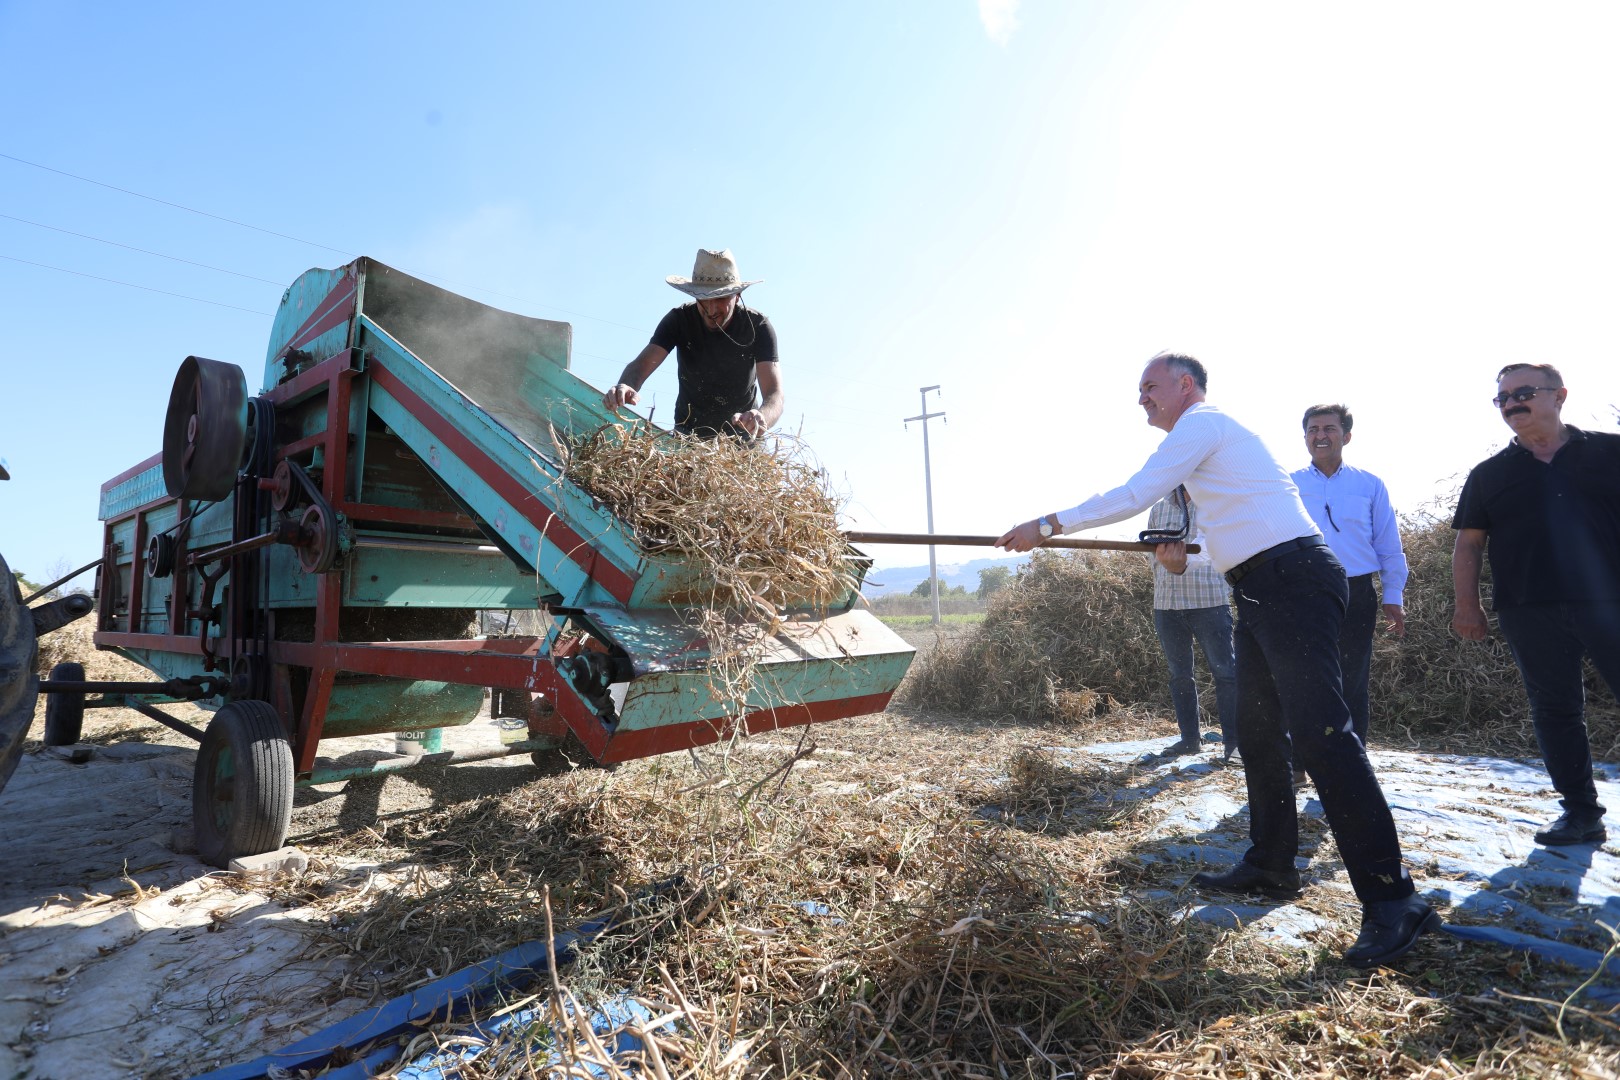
[192,700,294,869]
[162,356,250,501]
[145,533,177,579]
[42,662,85,746]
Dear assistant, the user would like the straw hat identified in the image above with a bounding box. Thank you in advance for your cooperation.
[666,249,761,300]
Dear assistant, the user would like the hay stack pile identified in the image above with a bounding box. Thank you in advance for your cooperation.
[560,422,856,623]
[903,548,1167,723]
[905,509,1620,757]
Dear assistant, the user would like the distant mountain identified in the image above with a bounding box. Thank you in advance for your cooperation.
[860,554,1031,597]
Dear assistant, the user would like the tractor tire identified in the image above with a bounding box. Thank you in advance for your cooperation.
[42,662,85,746]
[0,554,38,797]
[192,700,294,869]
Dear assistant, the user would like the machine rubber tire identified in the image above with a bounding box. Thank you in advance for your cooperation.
[42,662,85,746]
[192,700,294,869]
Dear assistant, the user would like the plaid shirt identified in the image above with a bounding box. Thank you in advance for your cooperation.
[1149,491,1231,610]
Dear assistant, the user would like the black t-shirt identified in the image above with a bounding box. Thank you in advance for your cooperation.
[1452,426,1620,609]
[650,303,778,436]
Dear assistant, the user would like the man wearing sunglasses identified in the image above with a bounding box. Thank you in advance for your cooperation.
[1452,363,1620,847]
[996,352,1435,969]
[1291,405,1409,751]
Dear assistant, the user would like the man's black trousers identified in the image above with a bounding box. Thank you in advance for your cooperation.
[1496,601,1620,820]
[1231,545,1412,903]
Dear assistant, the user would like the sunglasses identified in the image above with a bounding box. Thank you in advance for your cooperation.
[1492,386,1559,408]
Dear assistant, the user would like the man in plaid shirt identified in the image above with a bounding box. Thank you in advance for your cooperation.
[1147,489,1238,761]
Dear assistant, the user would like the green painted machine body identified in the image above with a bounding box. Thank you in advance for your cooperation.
[93,258,913,767]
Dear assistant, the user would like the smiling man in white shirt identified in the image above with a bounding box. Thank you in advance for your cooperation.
[1291,404,1408,746]
[997,351,1436,969]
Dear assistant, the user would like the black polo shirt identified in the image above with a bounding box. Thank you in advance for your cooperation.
[650,303,778,436]
[1452,426,1620,609]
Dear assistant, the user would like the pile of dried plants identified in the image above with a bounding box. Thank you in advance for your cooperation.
[559,421,856,622]
[905,506,1620,759]
[901,547,1166,725]
[557,420,862,724]
[259,716,1618,1078]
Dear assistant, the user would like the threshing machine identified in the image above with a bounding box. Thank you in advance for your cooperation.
[42,258,911,867]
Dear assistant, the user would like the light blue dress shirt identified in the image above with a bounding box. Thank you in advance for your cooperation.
[1289,462,1409,605]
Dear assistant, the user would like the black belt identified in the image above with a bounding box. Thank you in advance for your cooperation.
[1224,535,1326,586]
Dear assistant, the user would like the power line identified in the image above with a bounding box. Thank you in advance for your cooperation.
[0,213,287,285]
[1,249,633,367]
[0,254,272,315]
[0,151,352,255]
[1,151,650,334]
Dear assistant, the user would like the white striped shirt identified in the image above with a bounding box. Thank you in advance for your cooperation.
[1053,402,1320,574]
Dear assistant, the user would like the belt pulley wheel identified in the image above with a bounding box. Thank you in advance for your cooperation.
[145,533,177,579]
[297,503,339,574]
[162,356,250,500]
[269,460,297,513]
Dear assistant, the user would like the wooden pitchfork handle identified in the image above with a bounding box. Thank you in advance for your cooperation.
[843,531,1200,554]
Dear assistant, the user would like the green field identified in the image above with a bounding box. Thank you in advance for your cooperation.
[877,613,987,628]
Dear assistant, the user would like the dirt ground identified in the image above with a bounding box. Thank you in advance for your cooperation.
[4,623,1618,1078]
[0,678,546,1080]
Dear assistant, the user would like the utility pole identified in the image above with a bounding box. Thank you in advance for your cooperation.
[903,385,946,625]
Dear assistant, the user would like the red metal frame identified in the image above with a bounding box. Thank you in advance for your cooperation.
[271,636,894,764]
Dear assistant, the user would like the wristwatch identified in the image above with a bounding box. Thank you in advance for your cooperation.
[1037,514,1059,539]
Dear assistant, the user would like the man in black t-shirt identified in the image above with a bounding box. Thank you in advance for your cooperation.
[1452,362,1620,847]
[603,249,783,439]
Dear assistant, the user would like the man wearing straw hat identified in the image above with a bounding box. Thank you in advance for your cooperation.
[603,249,783,440]
[1452,362,1620,847]
[996,351,1437,969]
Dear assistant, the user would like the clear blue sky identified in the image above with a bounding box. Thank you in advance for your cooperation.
[4,1,1618,586]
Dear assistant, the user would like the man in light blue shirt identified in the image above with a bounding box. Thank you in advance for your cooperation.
[1291,406,1408,746]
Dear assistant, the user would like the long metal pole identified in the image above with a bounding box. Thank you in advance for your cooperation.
[903,386,946,625]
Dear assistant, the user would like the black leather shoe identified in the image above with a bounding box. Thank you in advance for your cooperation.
[1534,813,1607,846]
[1343,895,1440,968]
[1189,862,1301,901]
